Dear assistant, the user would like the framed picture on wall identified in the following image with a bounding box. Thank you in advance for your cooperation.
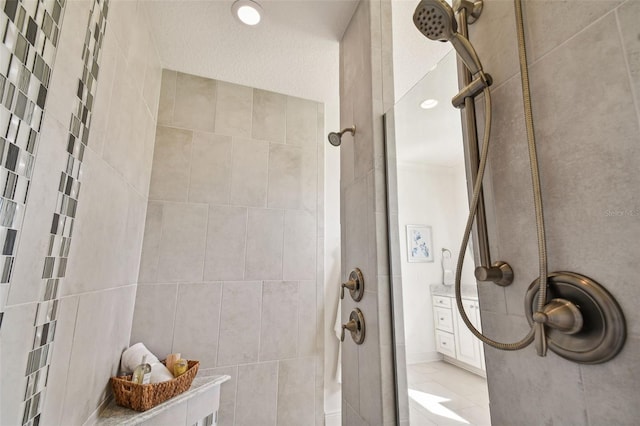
[406,225,434,263]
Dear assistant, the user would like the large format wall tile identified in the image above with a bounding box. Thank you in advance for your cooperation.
[102,60,154,195]
[582,336,640,426]
[524,0,622,61]
[286,96,318,148]
[235,362,278,426]
[528,12,640,334]
[188,132,232,204]
[156,202,208,283]
[149,126,192,202]
[64,149,148,295]
[268,144,317,211]
[283,209,317,280]
[173,72,217,132]
[204,205,248,281]
[245,208,284,280]
[259,281,299,360]
[61,287,136,426]
[298,280,318,357]
[158,70,177,126]
[217,281,262,366]
[200,365,238,426]
[215,81,253,138]
[138,202,164,283]
[230,138,269,207]
[172,282,222,368]
[130,284,178,359]
[277,357,315,426]
[252,89,286,143]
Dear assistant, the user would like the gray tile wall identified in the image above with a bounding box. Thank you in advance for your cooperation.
[132,70,325,426]
[466,1,640,424]
[1,0,161,424]
[0,0,161,425]
[339,0,401,424]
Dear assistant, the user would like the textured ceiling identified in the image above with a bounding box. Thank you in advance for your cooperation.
[142,0,358,107]
[142,0,460,167]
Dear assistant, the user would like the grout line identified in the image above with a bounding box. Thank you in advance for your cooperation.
[295,280,301,358]
[613,6,640,130]
[200,203,209,283]
[231,364,239,424]
[214,282,224,369]
[257,280,264,362]
[55,294,80,424]
[169,282,179,354]
[242,207,249,280]
[185,128,194,204]
[579,365,591,425]
[280,209,286,280]
[527,5,621,68]
[229,135,236,206]
[274,360,280,426]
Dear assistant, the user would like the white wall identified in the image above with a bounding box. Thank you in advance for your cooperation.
[397,162,474,364]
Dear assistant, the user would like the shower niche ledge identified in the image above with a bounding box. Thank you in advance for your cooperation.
[95,375,230,426]
[431,285,486,377]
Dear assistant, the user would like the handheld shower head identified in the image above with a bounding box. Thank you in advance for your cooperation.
[327,126,356,147]
[413,0,484,75]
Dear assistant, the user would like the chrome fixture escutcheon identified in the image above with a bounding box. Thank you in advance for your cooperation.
[525,272,626,364]
[341,308,366,345]
[341,268,364,301]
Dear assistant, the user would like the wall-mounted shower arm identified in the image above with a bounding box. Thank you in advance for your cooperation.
[328,126,356,146]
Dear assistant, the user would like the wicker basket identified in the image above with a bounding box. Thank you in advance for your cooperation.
[110,360,199,412]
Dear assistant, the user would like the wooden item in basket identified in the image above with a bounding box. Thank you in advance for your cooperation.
[110,360,199,412]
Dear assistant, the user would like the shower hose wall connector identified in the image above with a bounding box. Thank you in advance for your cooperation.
[412,0,626,363]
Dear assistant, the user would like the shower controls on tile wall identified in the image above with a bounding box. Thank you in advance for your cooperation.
[341,308,366,345]
[341,268,365,301]
[413,0,626,363]
[524,272,626,364]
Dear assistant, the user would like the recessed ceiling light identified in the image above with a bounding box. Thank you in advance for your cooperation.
[232,0,263,26]
[420,99,438,109]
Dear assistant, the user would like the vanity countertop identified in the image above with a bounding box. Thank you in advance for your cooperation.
[95,374,230,426]
[430,284,479,300]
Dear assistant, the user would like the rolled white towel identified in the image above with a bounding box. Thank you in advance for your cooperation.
[150,362,174,383]
[121,342,159,373]
[121,342,174,383]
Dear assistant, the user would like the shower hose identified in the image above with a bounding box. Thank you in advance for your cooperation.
[453,0,548,353]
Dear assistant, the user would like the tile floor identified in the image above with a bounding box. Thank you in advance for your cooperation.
[407,361,491,426]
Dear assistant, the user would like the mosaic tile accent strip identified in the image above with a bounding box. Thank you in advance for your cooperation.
[20,0,109,424]
[0,0,64,328]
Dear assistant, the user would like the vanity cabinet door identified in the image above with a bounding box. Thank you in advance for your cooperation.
[452,299,483,369]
